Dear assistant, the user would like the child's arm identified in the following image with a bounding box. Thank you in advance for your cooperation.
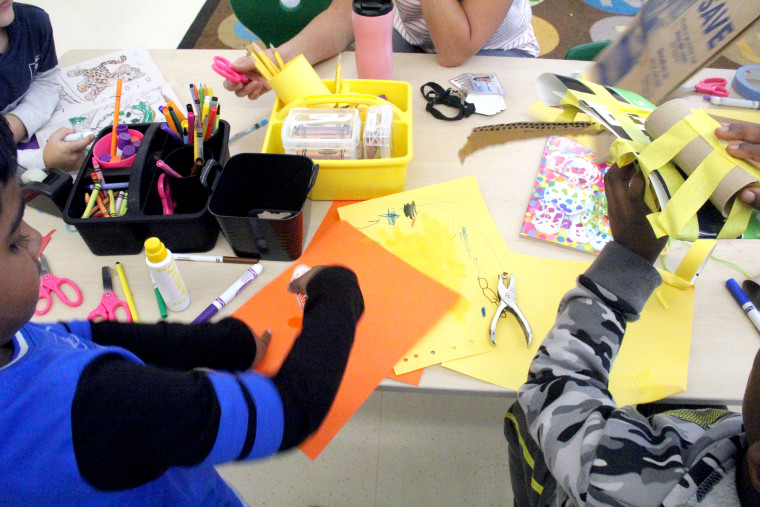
[513,242,671,504]
[224,0,354,101]
[4,67,60,143]
[419,0,513,67]
[510,164,730,504]
[90,317,259,371]
[71,266,363,491]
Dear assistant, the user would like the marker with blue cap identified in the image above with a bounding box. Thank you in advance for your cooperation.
[726,278,760,334]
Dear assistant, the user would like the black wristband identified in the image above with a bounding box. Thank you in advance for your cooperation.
[421,82,476,121]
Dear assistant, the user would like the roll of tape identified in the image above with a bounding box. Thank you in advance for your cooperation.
[732,65,760,101]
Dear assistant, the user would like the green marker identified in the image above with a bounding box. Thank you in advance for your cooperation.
[149,273,168,319]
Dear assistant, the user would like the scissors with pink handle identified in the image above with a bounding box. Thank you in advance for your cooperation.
[212,56,249,84]
[36,253,83,315]
[88,266,132,322]
[683,77,729,97]
[157,173,176,216]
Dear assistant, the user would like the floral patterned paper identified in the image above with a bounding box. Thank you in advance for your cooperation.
[520,136,612,254]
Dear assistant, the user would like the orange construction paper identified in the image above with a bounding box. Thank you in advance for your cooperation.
[310,201,424,387]
[233,210,459,459]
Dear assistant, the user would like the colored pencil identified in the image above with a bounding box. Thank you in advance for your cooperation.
[110,78,123,157]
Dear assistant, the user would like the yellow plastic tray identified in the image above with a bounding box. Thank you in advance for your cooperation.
[262,79,413,200]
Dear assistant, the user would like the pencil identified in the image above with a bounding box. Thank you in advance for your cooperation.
[245,47,270,78]
[110,78,123,157]
[229,118,268,143]
[335,52,342,93]
[252,59,272,80]
[115,262,139,323]
[246,45,274,79]
[271,44,285,70]
[256,46,278,77]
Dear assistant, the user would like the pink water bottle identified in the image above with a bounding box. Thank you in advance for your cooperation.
[352,0,394,80]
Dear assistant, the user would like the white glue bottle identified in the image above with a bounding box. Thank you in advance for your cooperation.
[144,237,190,312]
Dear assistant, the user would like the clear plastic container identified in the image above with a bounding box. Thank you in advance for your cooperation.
[281,108,362,160]
[262,79,413,201]
[362,104,393,159]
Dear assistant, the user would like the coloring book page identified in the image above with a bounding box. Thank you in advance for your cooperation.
[520,136,612,254]
[34,46,180,145]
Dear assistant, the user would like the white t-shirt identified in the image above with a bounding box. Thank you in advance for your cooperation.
[393,0,540,56]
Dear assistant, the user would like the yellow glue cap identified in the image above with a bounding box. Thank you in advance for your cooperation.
[144,237,168,263]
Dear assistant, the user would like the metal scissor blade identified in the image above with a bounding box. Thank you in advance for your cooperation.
[38,253,51,275]
[101,266,114,292]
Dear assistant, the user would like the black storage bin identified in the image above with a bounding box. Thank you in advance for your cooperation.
[62,121,230,256]
[208,153,318,261]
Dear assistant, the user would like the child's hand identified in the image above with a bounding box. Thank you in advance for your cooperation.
[251,328,272,368]
[43,128,95,172]
[716,123,760,163]
[604,163,668,264]
[222,55,272,101]
[287,265,327,295]
[715,123,760,209]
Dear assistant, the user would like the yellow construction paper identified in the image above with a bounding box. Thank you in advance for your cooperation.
[634,109,760,239]
[340,177,696,405]
[442,246,694,406]
[339,177,513,373]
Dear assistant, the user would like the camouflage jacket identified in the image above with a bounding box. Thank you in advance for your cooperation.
[506,241,747,506]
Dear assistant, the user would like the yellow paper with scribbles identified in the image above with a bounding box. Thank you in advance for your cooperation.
[339,176,694,405]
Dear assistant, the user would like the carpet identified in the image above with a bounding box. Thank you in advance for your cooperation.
[182,0,755,70]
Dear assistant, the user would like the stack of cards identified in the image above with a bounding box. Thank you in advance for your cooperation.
[450,73,506,116]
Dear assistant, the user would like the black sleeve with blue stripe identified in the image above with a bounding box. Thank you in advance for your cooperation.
[72,267,363,491]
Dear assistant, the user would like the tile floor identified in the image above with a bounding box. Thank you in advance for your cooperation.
[23,1,516,505]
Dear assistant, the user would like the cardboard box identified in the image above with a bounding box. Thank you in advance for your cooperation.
[591,0,760,104]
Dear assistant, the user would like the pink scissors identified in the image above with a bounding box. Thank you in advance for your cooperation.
[212,56,249,84]
[157,173,176,215]
[88,266,132,322]
[684,77,729,97]
[36,253,83,315]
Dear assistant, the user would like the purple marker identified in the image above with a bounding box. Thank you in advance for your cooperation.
[99,153,111,163]
[160,123,183,142]
[192,264,263,324]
